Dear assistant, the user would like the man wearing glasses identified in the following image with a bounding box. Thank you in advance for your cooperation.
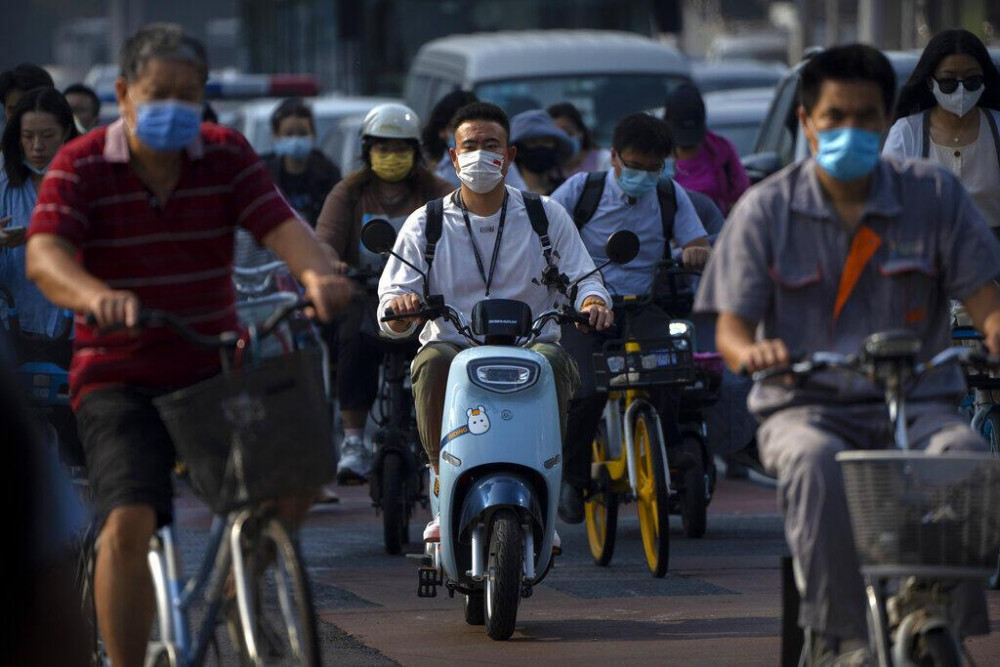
[549,112,710,522]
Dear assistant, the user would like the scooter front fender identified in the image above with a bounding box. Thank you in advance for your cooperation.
[458,473,542,540]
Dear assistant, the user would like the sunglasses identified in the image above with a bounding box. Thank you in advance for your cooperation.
[934,76,984,94]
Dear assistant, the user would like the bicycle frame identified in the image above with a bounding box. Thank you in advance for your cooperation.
[148,515,231,666]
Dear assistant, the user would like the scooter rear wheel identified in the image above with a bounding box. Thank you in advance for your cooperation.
[464,590,485,625]
[633,409,670,578]
[484,510,523,640]
[585,423,618,566]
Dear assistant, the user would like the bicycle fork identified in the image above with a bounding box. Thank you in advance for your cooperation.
[621,397,673,498]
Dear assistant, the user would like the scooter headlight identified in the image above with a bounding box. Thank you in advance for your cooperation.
[468,358,540,394]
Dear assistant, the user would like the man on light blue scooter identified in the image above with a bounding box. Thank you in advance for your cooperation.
[378,102,613,540]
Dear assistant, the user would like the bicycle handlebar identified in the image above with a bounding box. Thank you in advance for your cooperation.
[85,298,312,349]
[746,347,1000,383]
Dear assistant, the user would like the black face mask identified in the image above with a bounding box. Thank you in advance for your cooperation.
[516,145,561,173]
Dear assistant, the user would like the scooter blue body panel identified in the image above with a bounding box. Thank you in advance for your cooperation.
[437,346,561,583]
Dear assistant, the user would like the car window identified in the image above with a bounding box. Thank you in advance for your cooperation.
[711,122,762,157]
[754,73,798,155]
[475,73,690,145]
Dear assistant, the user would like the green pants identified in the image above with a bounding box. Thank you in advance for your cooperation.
[411,342,580,467]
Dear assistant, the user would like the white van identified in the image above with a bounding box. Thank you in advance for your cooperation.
[404,30,691,144]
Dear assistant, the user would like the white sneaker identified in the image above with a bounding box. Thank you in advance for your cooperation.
[423,514,441,542]
[336,436,372,482]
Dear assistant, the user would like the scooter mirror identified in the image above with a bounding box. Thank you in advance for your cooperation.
[360,218,397,254]
[605,230,640,265]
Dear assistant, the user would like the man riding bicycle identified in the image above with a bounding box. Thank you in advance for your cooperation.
[376,102,613,542]
[695,44,1000,663]
[25,25,351,667]
[549,113,711,523]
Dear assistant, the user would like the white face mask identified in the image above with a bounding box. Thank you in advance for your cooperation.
[456,149,505,194]
[22,158,50,176]
[932,79,984,118]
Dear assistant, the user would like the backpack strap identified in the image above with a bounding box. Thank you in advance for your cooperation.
[424,196,444,277]
[656,178,678,252]
[572,171,607,229]
[985,110,1000,167]
[521,191,553,263]
[921,108,932,159]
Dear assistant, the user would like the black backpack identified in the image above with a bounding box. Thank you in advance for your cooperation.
[423,191,555,281]
[571,171,677,252]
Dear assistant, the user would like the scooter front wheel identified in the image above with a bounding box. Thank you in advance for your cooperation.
[585,423,618,566]
[633,409,670,578]
[484,510,523,640]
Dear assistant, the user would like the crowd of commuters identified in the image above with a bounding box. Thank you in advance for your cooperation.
[5,20,1000,667]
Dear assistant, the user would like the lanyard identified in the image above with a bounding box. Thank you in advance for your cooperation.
[458,191,508,297]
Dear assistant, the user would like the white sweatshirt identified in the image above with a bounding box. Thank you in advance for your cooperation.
[377,185,611,347]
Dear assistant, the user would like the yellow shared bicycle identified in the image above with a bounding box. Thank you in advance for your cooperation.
[584,294,698,577]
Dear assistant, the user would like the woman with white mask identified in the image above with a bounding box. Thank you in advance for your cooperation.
[884,29,1000,229]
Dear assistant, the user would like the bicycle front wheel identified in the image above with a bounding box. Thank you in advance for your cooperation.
[585,422,618,566]
[633,409,670,578]
[240,514,320,666]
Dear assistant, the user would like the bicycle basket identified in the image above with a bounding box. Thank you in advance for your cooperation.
[594,336,696,391]
[154,349,333,514]
[837,451,1000,578]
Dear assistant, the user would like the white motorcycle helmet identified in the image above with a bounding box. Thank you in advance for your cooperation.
[360,103,422,141]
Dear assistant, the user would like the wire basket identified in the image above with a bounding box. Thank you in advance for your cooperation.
[594,336,696,391]
[837,451,1000,578]
[154,349,333,514]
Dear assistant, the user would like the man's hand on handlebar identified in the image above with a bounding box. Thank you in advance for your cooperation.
[681,245,711,271]
[386,293,425,333]
[301,270,353,322]
[578,296,614,333]
[737,339,790,375]
[87,290,141,330]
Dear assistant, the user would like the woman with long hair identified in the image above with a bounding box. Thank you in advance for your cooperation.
[884,29,1000,228]
[316,103,452,482]
[0,87,78,337]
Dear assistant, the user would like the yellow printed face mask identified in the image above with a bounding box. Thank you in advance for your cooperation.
[371,150,414,182]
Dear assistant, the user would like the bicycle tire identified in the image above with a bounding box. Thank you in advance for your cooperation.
[75,521,106,667]
[381,453,407,555]
[678,436,707,539]
[242,515,321,666]
[584,422,618,566]
[983,411,1000,589]
[913,628,962,667]
[633,409,670,578]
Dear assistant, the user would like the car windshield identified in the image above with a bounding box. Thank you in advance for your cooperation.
[475,74,690,145]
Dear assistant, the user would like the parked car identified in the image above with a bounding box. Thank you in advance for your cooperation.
[238,94,397,160]
[707,33,789,66]
[404,30,691,145]
[691,61,786,95]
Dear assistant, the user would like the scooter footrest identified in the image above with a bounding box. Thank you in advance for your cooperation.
[417,566,441,598]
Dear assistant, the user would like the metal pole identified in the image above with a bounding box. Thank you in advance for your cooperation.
[825,0,839,46]
[858,0,883,45]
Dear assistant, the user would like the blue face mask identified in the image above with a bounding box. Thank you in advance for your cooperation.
[813,126,881,181]
[274,136,314,160]
[617,166,660,199]
[134,100,202,152]
[22,158,50,176]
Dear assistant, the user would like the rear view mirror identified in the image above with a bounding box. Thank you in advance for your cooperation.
[605,230,640,265]
[360,218,397,254]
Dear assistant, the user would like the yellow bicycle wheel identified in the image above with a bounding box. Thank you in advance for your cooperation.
[633,409,670,577]
[585,422,618,566]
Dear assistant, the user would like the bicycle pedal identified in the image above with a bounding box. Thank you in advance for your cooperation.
[417,566,441,598]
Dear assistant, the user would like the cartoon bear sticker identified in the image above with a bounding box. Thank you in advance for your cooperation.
[467,406,491,435]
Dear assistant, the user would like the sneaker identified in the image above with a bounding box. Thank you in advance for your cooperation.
[552,529,562,556]
[337,436,372,483]
[423,514,441,542]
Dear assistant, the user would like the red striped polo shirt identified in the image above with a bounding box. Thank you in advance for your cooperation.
[29,120,297,407]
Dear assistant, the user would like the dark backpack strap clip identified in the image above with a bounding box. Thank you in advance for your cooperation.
[572,171,607,229]
[522,192,553,263]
